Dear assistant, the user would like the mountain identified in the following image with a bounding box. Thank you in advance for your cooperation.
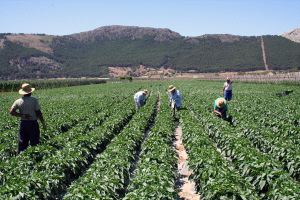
[0,26,300,79]
[69,25,182,42]
[282,28,300,43]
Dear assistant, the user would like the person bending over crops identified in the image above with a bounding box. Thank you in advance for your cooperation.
[9,83,46,153]
[213,97,228,119]
[168,85,182,110]
[223,77,233,101]
[134,89,148,110]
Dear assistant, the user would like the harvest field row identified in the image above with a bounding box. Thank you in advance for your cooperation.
[0,80,299,199]
[0,78,106,92]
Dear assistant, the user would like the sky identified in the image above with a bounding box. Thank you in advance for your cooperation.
[0,0,300,36]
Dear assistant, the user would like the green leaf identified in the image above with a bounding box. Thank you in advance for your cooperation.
[259,180,266,191]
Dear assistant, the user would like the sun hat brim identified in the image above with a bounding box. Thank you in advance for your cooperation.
[216,98,225,108]
[19,87,35,95]
[168,87,176,92]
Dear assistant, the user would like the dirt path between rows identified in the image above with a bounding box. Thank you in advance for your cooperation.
[174,125,200,200]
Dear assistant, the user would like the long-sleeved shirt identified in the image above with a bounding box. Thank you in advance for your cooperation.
[169,90,182,108]
[134,91,146,107]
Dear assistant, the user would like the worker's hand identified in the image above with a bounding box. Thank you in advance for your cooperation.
[214,110,222,116]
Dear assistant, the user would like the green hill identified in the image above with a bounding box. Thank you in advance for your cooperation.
[0,26,300,79]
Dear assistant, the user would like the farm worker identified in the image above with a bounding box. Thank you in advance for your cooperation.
[223,77,233,101]
[9,83,46,153]
[168,85,182,110]
[213,97,228,119]
[134,89,148,110]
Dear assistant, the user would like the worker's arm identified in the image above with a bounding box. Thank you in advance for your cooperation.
[9,107,22,117]
[9,107,31,119]
[223,82,227,92]
[213,109,222,116]
[168,94,172,106]
[36,110,46,130]
[142,96,147,105]
[136,97,142,107]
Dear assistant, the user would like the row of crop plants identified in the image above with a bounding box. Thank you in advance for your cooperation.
[0,80,109,139]
[181,81,300,183]
[187,93,300,199]
[0,94,23,135]
[180,109,259,199]
[230,94,300,181]
[0,96,112,160]
[0,90,131,162]
[232,82,299,134]
[0,78,106,92]
[0,93,138,199]
[124,95,177,199]
[0,82,116,130]
[63,93,158,199]
[0,86,101,142]
[0,95,133,176]
[230,86,299,146]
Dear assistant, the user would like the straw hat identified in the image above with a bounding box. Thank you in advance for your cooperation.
[19,83,35,95]
[168,85,176,92]
[143,89,148,94]
[216,98,226,108]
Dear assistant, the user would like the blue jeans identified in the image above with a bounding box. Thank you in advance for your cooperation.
[18,120,40,153]
[224,90,232,101]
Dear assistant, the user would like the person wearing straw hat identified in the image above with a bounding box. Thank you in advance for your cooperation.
[213,97,228,119]
[223,77,233,101]
[9,83,46,153]
[168,85,182,110]
[134,89,148,110]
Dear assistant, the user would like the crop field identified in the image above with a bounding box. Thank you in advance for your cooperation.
[0,80,299,199]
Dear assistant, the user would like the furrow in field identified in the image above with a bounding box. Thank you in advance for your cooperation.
[63,93,158,199]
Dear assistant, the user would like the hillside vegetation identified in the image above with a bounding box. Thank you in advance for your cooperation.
[0,26,300,79]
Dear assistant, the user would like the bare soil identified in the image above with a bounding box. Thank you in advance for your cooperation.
[108,65,175,78]
[175,125,200,200]
[0,39,5,48]
[108,64,299,83]
[6,34,53,53]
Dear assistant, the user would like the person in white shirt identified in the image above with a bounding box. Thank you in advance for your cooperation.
[134,89,148,110]
[10,83,46,153]
[168,85,182,110]
[223,77,233,101]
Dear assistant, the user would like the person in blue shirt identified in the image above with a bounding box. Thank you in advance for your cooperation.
[134,89,148,110]
[168,85,182,110]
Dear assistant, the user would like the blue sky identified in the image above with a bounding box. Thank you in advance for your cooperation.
[1,0,299,36]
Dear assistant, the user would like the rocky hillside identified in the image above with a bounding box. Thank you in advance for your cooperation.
[69,25,182,42]
[0,26,300,79]
[282,28,300,43]
[5,34,54,53]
